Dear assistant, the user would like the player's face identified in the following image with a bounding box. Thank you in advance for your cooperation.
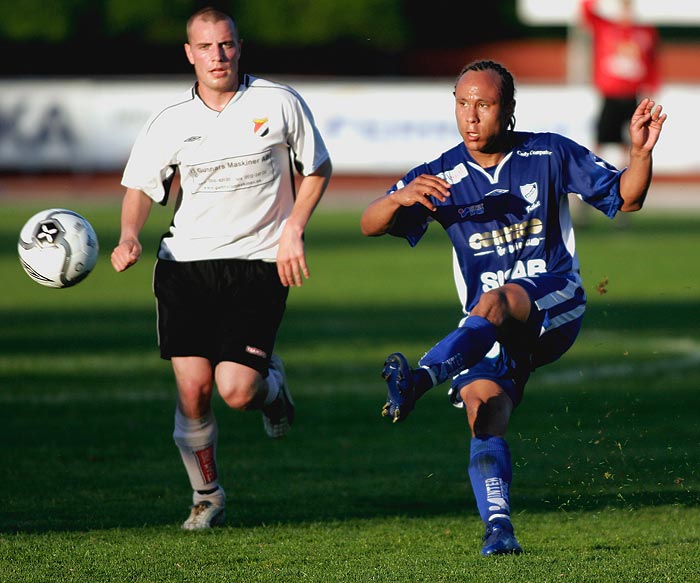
[454,69,509,161]
[185,18,241,95]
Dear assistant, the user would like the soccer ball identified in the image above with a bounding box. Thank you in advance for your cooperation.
[17,208,99,288]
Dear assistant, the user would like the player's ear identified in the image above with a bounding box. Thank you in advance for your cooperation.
[506,99,516,130]
[184,42,195,65]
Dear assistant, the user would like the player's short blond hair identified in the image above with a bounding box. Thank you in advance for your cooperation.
[186,7,239,43]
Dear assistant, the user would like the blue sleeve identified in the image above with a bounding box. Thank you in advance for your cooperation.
[557,136,624,219]
[385,166,433,247]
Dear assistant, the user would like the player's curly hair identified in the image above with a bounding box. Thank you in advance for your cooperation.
[455,60,517,131]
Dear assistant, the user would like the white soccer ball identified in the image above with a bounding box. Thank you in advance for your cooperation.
[17,208,99,288]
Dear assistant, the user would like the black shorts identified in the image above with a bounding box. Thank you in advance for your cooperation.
[596,96,637,145]
[153,258,289,372]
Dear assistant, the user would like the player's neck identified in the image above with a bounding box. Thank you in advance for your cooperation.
[469,150,505,169]
[468,133,514,169]
[196,82,239,112]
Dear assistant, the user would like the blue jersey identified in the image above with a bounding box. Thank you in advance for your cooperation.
[387,131,624,313]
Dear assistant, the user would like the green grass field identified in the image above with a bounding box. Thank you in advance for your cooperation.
[1,197,699,582]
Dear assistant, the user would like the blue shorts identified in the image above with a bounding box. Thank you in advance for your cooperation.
[448,274,585,408]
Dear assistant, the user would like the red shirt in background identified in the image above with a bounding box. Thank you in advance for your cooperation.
[581,0,660,98]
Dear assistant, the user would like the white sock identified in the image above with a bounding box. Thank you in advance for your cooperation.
[172,406,220,492]
[264,369,281,405]
[420,364,439,387]
[193,486,226,507]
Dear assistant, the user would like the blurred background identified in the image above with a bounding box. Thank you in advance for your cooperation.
[1,0,699,185]
[2,0,700,77]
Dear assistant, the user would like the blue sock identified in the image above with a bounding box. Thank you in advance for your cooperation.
[468,436,512,524]
[418,316,498,386]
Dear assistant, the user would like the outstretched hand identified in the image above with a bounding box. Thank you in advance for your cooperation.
[629,98,667,154]
[360,173,451,237]
[389,174,451,212]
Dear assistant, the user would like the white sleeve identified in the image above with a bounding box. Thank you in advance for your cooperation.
[121,119,177,204]
[285,92,330,176]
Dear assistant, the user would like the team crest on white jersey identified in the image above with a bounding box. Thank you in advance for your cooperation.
[520,182,540,211]
[253,118,270,137]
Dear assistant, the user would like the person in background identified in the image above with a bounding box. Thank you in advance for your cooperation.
[111,7,331,530]
[581,0,660,168]
[361,60,665,556]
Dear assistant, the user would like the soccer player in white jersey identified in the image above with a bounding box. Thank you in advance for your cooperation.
[361,60,665,556]
[111,7,331,530]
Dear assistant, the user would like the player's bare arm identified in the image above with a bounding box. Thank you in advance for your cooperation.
[111,188,153,272]
[619,98,667,212]
[276,159,332,287]
[360,174,450,236]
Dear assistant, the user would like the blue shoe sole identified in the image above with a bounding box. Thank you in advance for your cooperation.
[381,353,415,422]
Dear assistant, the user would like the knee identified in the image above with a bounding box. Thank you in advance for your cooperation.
[463,391,479,419]
[218,378,261,411]
[471,285,530,326]
[177,378,214,417]
[471,289,510,326]
[213,362,267,411]
[461,383,513,437]
[463,389,489,426]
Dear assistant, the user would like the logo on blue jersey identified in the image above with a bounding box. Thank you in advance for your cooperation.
[439,163,468,185]
[458,204,485,218]
[468,218,544,252]
[516,149,552,158]
[520,182,541,212]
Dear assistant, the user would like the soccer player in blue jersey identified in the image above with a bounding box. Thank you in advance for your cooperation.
[360,60,666,556]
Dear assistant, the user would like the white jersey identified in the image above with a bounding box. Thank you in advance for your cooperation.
[122,74,330,262]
